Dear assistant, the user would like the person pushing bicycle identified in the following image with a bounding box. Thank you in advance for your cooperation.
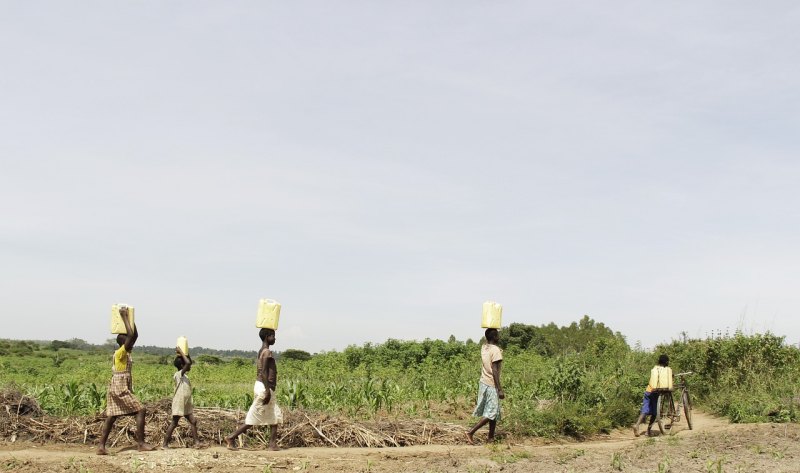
[633,354,673,437]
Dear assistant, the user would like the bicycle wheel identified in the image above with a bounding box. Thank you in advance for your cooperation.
[655,392,674,435]
[682,390,693,430]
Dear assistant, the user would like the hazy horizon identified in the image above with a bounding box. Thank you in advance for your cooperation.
[1,310,794,353]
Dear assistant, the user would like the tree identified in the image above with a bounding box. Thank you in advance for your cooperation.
[50,340,73,351]
[280,349,312,361]
[499,316,628,355]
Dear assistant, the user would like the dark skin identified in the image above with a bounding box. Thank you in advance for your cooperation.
[466,333,505,445]
[225,331,279,451]
[633,359,670,437]
[162,348,207,449]
[97,307,155,455]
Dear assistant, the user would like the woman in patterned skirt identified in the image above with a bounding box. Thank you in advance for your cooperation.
[97,307,155,455]
[466,328,505,444]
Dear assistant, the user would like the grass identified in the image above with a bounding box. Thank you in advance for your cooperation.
[0,347,648,438]
[657,454,671,473]
[704,458,724,473]
[611,451,624,471]
[488,443,531,464]
[1,330,798,440]
[2,457,24,471]
[555,448,585,465]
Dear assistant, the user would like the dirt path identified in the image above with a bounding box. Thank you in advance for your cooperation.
[2,412,798,472]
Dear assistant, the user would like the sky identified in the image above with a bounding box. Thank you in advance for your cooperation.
[1,2,799,353]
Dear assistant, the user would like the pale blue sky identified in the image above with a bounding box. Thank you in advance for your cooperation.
[1,2,798,352]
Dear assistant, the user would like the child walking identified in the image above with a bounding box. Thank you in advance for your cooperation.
[226,328,283,451]
[163,347,206,448]
[466,328,505,444]
[633,354,673,437]
[97,307,155,455]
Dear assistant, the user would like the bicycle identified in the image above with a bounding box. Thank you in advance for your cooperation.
[654,371,693,434]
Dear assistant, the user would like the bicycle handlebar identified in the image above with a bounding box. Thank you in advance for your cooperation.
[675,371,693,377]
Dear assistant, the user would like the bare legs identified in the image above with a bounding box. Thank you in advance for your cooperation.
[268,425,279,451]
[135,410,154,450]
[226,424,280,451]
[465,417,497,444]
[647,414,657,435]
[633,413,646,436]
[96,409,154,455]
[163,416,180,448]
[164,414,206,448]
[633,413,657,437]
[96,415,116,455]
[225,424,251,450]
[187,414,207,447]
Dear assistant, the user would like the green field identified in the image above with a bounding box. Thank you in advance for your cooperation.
[1,318,798,439]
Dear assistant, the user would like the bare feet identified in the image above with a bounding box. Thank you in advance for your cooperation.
[268,445,280,451]
[464,431,475,445]
[161,443,170,449]
[137,443,156,452]
[225,437,238,451]
[96,447,108,456]
[633,424,640,437]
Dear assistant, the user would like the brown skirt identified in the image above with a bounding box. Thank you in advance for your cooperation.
[106,373,143,417]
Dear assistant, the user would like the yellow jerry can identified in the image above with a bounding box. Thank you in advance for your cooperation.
[481,301,503,329]
[110,304,135,334]
[256,298,281,330]
[176,336,189,356]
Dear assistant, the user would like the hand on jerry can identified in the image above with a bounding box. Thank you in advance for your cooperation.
[176,336,189,356]
[110,304,135,334]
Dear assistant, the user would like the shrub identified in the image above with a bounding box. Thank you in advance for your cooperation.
[281,349,312,361]
[196,355,223,365]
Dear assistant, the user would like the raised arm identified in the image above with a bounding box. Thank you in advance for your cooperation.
[120,307,138,351]
[176,347,192,375]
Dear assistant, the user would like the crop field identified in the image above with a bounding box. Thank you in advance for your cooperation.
[2,319,799,472]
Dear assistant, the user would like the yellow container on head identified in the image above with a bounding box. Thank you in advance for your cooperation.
[176,336,189,356]
[256,299,281,330]
[481,301,503,329]
[110,304,135,334]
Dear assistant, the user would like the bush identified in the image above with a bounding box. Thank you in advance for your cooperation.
[229,357,251,367]
[658,331,800,423]
[196,355,223,365]
[49,340,73,351]
[281,349,312,361]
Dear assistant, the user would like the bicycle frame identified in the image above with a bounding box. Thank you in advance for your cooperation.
[655,371,693,434]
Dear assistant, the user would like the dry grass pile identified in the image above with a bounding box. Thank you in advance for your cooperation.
[276,411,467,448]
[1,390,42,417]
[1,390,468,448]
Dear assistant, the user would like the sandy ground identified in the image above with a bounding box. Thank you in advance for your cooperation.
[2,412,798,472]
